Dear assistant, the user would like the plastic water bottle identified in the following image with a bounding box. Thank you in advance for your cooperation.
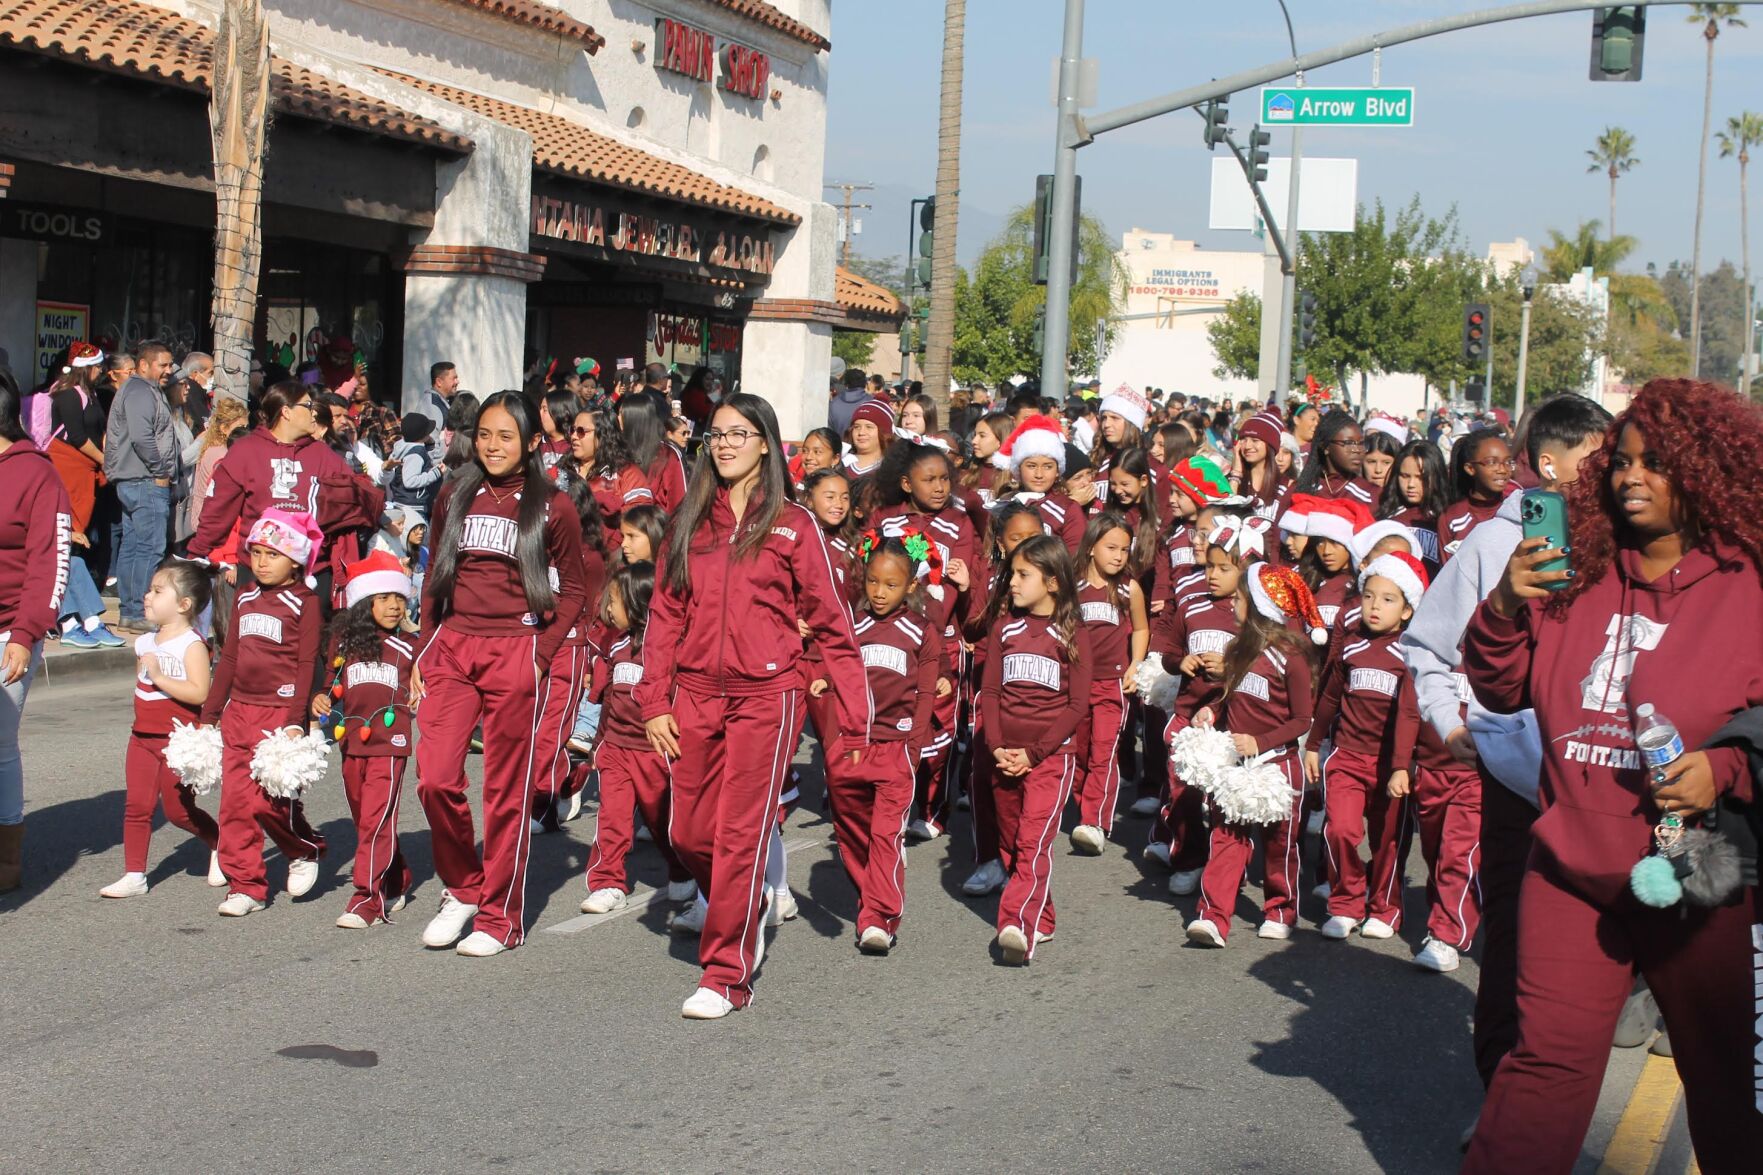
[1633,704,1685,785]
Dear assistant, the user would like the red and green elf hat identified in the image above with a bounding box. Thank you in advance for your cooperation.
[1169,455,1232,509]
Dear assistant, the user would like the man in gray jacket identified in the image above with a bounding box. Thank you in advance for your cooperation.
[826,368,871,437]
[103,342,177,629]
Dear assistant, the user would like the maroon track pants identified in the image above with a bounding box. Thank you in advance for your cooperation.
[585,743,688,893]
[994,751,1077,958]
[1462,866,1761,1175]
[1413,763,1481,948]
[340,755,410,922]
[123,732,219,874]
[912,670,958,826]
[1321,746,1409,926]
[1194,752,1304,940]
[415,629,542,948]
[826,739,915,937]
[667,687,801,1008]
[1076,682,1127,834]
[531,644,587,797]
[217,702,326,902]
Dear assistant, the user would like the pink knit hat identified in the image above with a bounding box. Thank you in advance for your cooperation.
[246,508,324,585]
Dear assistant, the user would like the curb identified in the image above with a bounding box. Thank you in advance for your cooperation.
[30,645,139,685]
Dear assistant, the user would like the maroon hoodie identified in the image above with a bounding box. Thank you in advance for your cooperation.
[188,427,383,572]
[1464,541,1763,903]
[0,439,71,647]
[980,613,1094,764]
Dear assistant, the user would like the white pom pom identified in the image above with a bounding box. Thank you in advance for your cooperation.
[165,720,223,796]
[1208,753,1299,826]
[249,728,333,799]
[1168,724,1239,795]
[1310,626,1328,645]
[926,583,945,603]
[1133,653,1183,711]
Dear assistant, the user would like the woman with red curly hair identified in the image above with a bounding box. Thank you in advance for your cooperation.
[1460,379,1763,1174]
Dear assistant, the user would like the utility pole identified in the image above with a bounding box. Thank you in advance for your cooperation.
[1039,0,1085,400]
[1271,0,1302,408]
[824,181,873,267]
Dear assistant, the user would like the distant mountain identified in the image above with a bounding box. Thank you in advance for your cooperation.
[833,181,1009,271]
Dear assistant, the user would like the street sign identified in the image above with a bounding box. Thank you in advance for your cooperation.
[1260,86,1414,127]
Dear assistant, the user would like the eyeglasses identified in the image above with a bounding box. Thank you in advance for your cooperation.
[1472,457,1518,470]
[570,426,595,438]
[705,427,760,448]
[288,400,314,414]
[1329,438,1365,450]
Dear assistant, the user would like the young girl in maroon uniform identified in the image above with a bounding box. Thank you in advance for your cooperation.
[1069,513,1147,853]
[980,535,1092,964]
[841,399,893,481]
[1102,448,1162,577]
[580,560,694,913]
[1406,637,1483,975]
[618,504,666,565]
[530,476,607,826]
[798,468,861,777]
[412,392,588,957]
[619,394,688,514]
[1293,411,1378,508]
[1185,562,1324,947]
[1281,495,1369,632]
[1232,409,1290,518]
[1304,552,1425,941]
[1461,381,1763,1173]
[311,550,415,927]
[100,561,221,899]
[997,416,1086,552]
[561,407,653,553]
[201,509,327,917]
[1090,386,1153,509]
[638,393,870,1019]
[1439,429,1516,562]
[1378,438,1449,570]
[818,530,941,954]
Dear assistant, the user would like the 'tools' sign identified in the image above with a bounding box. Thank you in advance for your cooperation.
[654,17,771,101]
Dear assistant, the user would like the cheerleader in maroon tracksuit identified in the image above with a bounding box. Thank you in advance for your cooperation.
[818,529,942,954]
[1407,645,1483,973]
[996,415,1086,552]
[1280,494,1368,632]
[580,560,693,913]
[1304,552,1425,941]
[619,393,688,514]
[1069,512,1146,852]
[311,550,416,927]
[412,393,588,957]
[1185,561,1324,947]
[979,534,1092,964]
[100,561,221,899]
[530,475,607,824]
[1379,438,1450,572]
[798,467,860,794]
[201,509,328,917]
[1439,429,1517,563]
[637,394,870,1020]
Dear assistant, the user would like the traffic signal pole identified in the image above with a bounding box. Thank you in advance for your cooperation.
[1038,0,1084,399]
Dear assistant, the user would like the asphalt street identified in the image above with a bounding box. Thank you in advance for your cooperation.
[2,673,1647,1173]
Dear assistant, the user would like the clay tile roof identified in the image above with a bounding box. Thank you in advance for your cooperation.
[706,0,829,51]
[440,0,603,53]
[835,265,906,326]
[386,72,801,227]
[0,0,471,153]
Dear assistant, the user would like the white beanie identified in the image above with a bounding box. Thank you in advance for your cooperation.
[1350,519,1417,565]
[1098,384,1150,432]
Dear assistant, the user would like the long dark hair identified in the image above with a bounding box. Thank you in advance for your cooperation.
[1079,510,1135,592]
[661,392,790,595]
[0,363,24,442]
[619,391,667,471]
[444,391,480,472]
[259,380,308,431]
[573,407,636,480]
[328,595,394,666]
[1106,447,1161,574]
[1158,421,1197,468]
[426,391,557,615]
[541,389,578,441]
[619,503,668,560]
[607,558,655,656]
[1378,438,1450,521]
[975,500,1042,633]
[560,466,607,559]
[1011,535,1081,662]
[1296,410,1361,491]
[1221,598,1311,697]
[802,467,860,582]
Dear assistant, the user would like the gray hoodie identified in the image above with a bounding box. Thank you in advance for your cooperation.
[103,374,176,482]
[1400,490,1543,806]
[826,385,872,437]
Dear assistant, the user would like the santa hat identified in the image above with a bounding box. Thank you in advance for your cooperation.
[1170,455,1233,509]
[68,341,104,369]
[1350,519,1418,565]
[1364,414,1409,446]
[1279,494,1373,550]
[999,414,1068,476]
[1099,384,1150,431]
[1359,551,1429,610]
[1248,563,1329,645]
[848,398,896,443]
[246,508,324,586]
[344,548,414,608]
[1239,409,1285,450]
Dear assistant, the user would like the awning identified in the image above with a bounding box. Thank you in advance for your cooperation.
[835,265,906,330]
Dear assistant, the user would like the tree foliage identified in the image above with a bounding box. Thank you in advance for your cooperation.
[1206,291,1263,381]
[831,329,877,371]
[1661,259,1751,384]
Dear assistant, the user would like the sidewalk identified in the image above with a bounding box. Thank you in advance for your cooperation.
[31,592,141,685]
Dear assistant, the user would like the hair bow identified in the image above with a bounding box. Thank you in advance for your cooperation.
[1207,515,1271,559]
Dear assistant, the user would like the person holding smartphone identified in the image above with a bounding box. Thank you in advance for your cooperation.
[1456,379,1763,1175]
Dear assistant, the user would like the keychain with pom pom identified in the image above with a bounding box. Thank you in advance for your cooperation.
[1629,813,1687,908]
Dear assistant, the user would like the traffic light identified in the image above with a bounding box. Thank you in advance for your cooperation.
[1031,174,1082,287]
[1464,381,1487,409]
[1201,98,1229,151]
[1590,6,1645,82]
[914,196,935,289]
[1297,291,1317,350]
[1246,125,1271,184]
[1462,303,1490,365]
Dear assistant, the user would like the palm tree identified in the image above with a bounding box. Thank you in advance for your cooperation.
[1687,4,1748,379]
[208,0,270,404]
[1718,112,1763,396]
[920,0,964,408]
[1585,127,1638,238]
[1540,220,1638,282]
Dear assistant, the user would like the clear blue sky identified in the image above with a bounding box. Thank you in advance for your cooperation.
[825,1,1761,274]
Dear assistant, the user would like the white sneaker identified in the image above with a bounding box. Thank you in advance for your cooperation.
[1257,919,1294,940]
[335,911,382,929]
[961,859,1007,896]
[389,893,408,914]
[681,987,735,1020]
[996,925,1030,965]
[286,857,320,898]
[455,930,508,957]
[1034,929,1054,946]
[665,879,699,903]
[1312,881,1331,900]
[580,887,628,915]
[421,892,479,948]
[669,900,707,936]
[1168,868,1202,896]
[905,818,941,842]
[1320,915,1359,940]
[858,926,894,955]
[100,872,148,899]
[1185,918,1225,948]
[767,886,799,926]
[562,789,585,822]
[1130,794,1162,816]
[529,817,547,837]
[1360,917,1396,940]
[566,735,595,755]
[1414,937,1461,972]
[206,850,226,887]
[217,891,266,917]
[1069,824,1105,855]
[1143,841,1173,867]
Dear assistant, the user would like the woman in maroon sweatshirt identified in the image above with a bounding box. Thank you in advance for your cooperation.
[0,372,73,891]
[1438,429,1516,563]
[637,393,870,1020]
[412,392,588,958]
[1293,410,1378,509]
[1461,380,1763,1175]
